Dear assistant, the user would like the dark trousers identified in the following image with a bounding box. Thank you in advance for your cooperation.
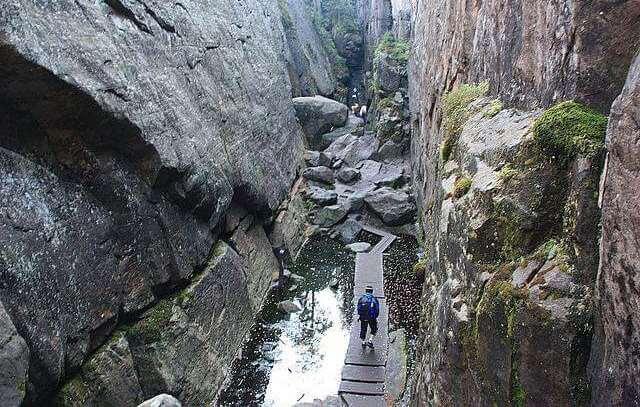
[359,319,378,340]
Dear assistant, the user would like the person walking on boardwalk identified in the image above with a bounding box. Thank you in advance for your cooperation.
[357,285,380,349]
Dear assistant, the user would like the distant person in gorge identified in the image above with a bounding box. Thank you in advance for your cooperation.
[351,102,360,116]
[359,104,368,125]
[357,285,380,349]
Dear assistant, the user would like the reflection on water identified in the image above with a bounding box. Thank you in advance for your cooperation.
[264,288,348,406]
[218,236,355,407]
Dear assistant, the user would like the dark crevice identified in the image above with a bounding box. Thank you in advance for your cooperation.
[104,0,153,34]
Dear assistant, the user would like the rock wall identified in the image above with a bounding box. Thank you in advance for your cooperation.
[0,0,307,403]
[281,0,339,97]
[408,0,640,405]
[590,52,640,406]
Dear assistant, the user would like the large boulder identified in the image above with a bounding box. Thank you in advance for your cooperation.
[365,187,416,226]
[293,96,349,140]
[324,132,379,167]
[336,167,361,184]
[0,302,29,407]
[313,205,348,228]
[315,114,365,150]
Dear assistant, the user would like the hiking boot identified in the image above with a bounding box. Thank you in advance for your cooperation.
[367,340,374,349]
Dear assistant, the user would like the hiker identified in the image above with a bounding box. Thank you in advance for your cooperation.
[357,285,380,349]
[351,103,360,116]
[359,104,368,125]
[273,246,287,287]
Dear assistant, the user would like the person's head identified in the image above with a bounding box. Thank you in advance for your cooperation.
[365,285,373,294]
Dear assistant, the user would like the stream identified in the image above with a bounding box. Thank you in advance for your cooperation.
[217,232,420,406]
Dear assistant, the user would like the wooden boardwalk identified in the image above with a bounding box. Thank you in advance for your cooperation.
[338,225,396,406]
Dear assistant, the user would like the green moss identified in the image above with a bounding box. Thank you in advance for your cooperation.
[484,99,503,118]
[374,32,410,64]
[412,257,428,276]
[127,299,173,343]
[441,134,456,162]
[442,82,489,138]
[177,289,195,308]
[453,177,472,198]
[499,164,519,182]
[377,97,394,110]
[55,376,90,406]
[533,100,607,161]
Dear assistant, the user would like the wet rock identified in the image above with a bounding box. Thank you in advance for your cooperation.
[138,394,182,407]
[313,205,348,227]
[0,302,29,407]
[334,218,363,244]
[293,96,349,139]
[278,300,302,313]
[303,166,335,184]
[306,186,338,206]
[304,151,333,167]
[386,329,408,403]
[336,167,361,184]
[365,187,416,226]
[346,242,371,253]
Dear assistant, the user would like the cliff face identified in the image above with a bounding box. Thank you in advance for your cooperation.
[409,0,640,405]
[591,52,640,406]
[0,0,311,403]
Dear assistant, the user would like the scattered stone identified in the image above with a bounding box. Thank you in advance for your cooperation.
[316,114,365,150]
[313,204,348,227]
[334,218,363,244]
[365,187,416,226]
[336,167,360,183]
[303,166,335,184]
[304,150,333,167]
[373,163,404,187]
[511,260,542,288]
[346,242,371,253]
[306,186,338,206]
[137,394,182,407]
[278,300,302,313]
[293,96,349,140]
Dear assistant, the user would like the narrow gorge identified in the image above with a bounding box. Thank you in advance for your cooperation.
[0,0,638,406]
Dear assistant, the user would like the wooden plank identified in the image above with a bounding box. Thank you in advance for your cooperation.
[340,393,386,407]
[341,365,385,382]
[338,380,384,395]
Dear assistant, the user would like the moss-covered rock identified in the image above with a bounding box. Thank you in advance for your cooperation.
[533,100,607,161]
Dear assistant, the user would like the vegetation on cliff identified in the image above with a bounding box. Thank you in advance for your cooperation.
[533,101,607,161]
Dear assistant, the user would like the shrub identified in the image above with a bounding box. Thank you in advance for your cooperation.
[532,100,607,161]
[499,164,519,182]
[453,176,472,198]
[374,32,410,65]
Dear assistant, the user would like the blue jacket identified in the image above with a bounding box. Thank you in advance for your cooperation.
[357,293,380,320]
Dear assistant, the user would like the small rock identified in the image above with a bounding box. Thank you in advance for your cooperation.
[306,186,338,206]
[331,159,343,169]
[336,167,361,183]
[511,260,542,288]
[137,394,182,407]
[304,151,332,167]
[346,242,371,253]
[278,300,302,313]
[303,166,335,184]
